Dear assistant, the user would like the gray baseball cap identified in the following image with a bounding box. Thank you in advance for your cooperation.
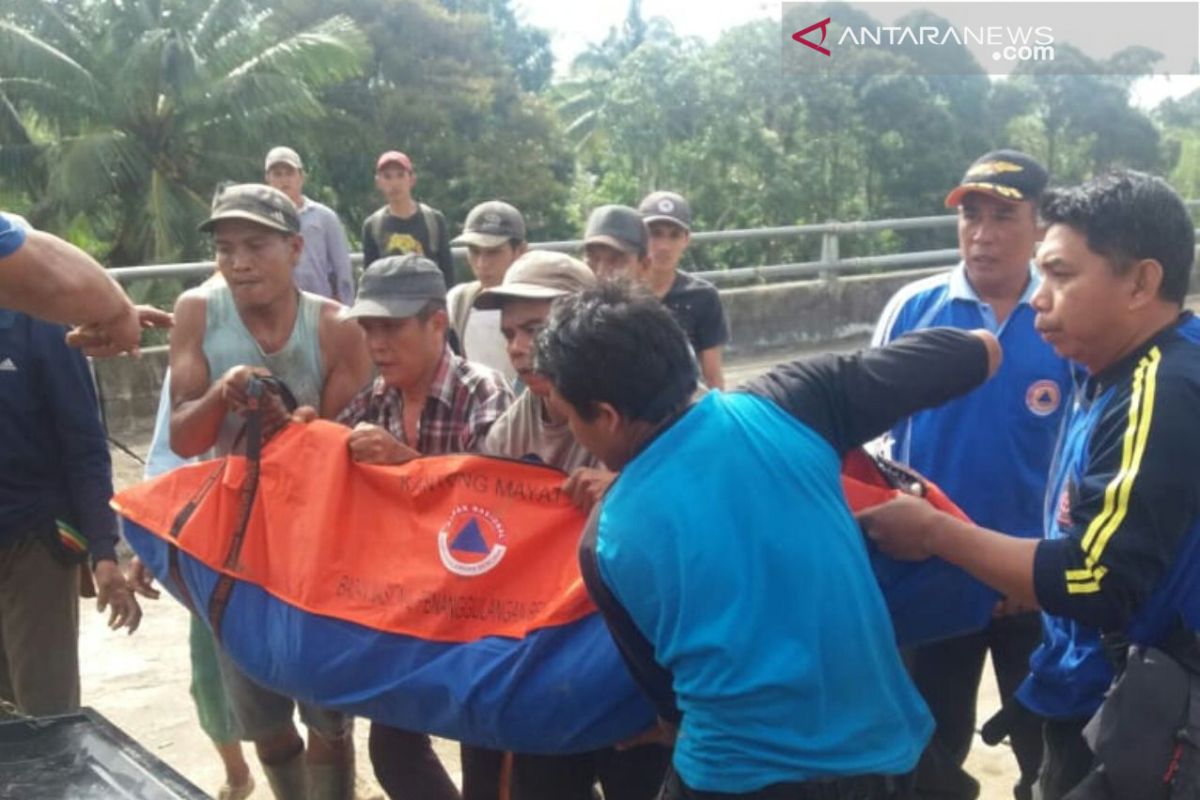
[452,201,527,248]
[583,205,647,257]
[342,254,447,320]
[199,183,300,234]
[473,251,596,310]
[265,146,303,171]
[639,190,691,231]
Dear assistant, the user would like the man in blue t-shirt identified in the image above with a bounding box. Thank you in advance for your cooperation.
[861,171,1200,800]
[533,281,1001,799]
[874,151,1070,800]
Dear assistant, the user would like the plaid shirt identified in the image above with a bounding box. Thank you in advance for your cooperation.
[336,346,513,455]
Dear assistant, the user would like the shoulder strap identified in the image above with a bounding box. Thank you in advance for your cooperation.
[419,202,440,255]
[448,283,480,342]
[369,208,386,251]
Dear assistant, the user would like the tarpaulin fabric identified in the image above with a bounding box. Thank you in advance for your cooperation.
[112,421,995,753]
[113,419,654,753]
[841,448,1000,647]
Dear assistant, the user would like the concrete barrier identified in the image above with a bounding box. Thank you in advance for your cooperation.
[722,267,944,359]
[95,346,169,440]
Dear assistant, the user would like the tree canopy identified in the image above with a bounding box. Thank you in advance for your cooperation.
[0,0,1187,269]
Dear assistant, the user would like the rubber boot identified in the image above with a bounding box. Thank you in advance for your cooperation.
[263,749,309,800]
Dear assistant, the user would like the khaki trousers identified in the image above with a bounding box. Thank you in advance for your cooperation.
[0,533,80,716]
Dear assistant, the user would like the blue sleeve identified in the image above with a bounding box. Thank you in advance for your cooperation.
[326,208,355,304]
[0,215,27,259]
[35,322,118,561]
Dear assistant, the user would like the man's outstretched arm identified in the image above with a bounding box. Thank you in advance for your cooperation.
[739,327,1001,455]
[0,228,141,351]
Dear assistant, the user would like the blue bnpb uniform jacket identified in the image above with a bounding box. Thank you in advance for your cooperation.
[579,328,991,793]
[1019,313,1200,720]
[873,263,1072,539]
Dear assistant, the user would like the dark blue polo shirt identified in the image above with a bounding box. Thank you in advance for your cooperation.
[0,310,118,562]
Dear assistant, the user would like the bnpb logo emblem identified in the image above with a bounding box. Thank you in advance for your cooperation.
[1025,379,1061,417]
[438,505,508,577]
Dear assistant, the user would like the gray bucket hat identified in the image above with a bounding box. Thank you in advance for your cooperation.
[473,251,596,310]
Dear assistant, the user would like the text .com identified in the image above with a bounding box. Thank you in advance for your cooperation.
[993,44,1055,62]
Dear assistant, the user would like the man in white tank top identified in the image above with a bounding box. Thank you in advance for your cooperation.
[166,183,371,799]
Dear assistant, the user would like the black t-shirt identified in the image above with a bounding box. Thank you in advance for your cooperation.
[361,204,455,288]
[662,271,729,353]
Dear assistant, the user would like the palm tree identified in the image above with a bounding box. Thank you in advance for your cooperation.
[0,0,367,265]
[553,0,675,150]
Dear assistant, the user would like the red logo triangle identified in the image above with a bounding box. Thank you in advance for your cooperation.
[792,17,832,57]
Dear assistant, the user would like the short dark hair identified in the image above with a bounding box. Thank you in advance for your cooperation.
[534,282,698,423]
[1039,170,1195,304]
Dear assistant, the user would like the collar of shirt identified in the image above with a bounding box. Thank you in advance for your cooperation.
[947,261,1039,335]
[948,260,1040,305]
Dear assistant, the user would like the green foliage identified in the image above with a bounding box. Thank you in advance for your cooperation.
[560,8,1169,270]
[0,0,1180,276]
[0,0,368,265]
[271,0,573,242]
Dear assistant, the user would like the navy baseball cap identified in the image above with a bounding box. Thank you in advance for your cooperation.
[945,150,1049,208]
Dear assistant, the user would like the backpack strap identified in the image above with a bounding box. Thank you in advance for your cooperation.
[419,202,440,256]
[369,208,386,257]
[448,283,481,350]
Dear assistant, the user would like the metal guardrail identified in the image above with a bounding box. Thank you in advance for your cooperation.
[107,204,1200,290]
[106,213,963,288]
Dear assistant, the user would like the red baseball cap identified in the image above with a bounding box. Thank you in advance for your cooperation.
[375,150,413,172]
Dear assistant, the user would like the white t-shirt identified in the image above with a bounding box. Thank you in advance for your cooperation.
[462,306,516,385]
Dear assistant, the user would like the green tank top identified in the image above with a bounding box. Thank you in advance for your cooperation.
[202,284,325,457]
